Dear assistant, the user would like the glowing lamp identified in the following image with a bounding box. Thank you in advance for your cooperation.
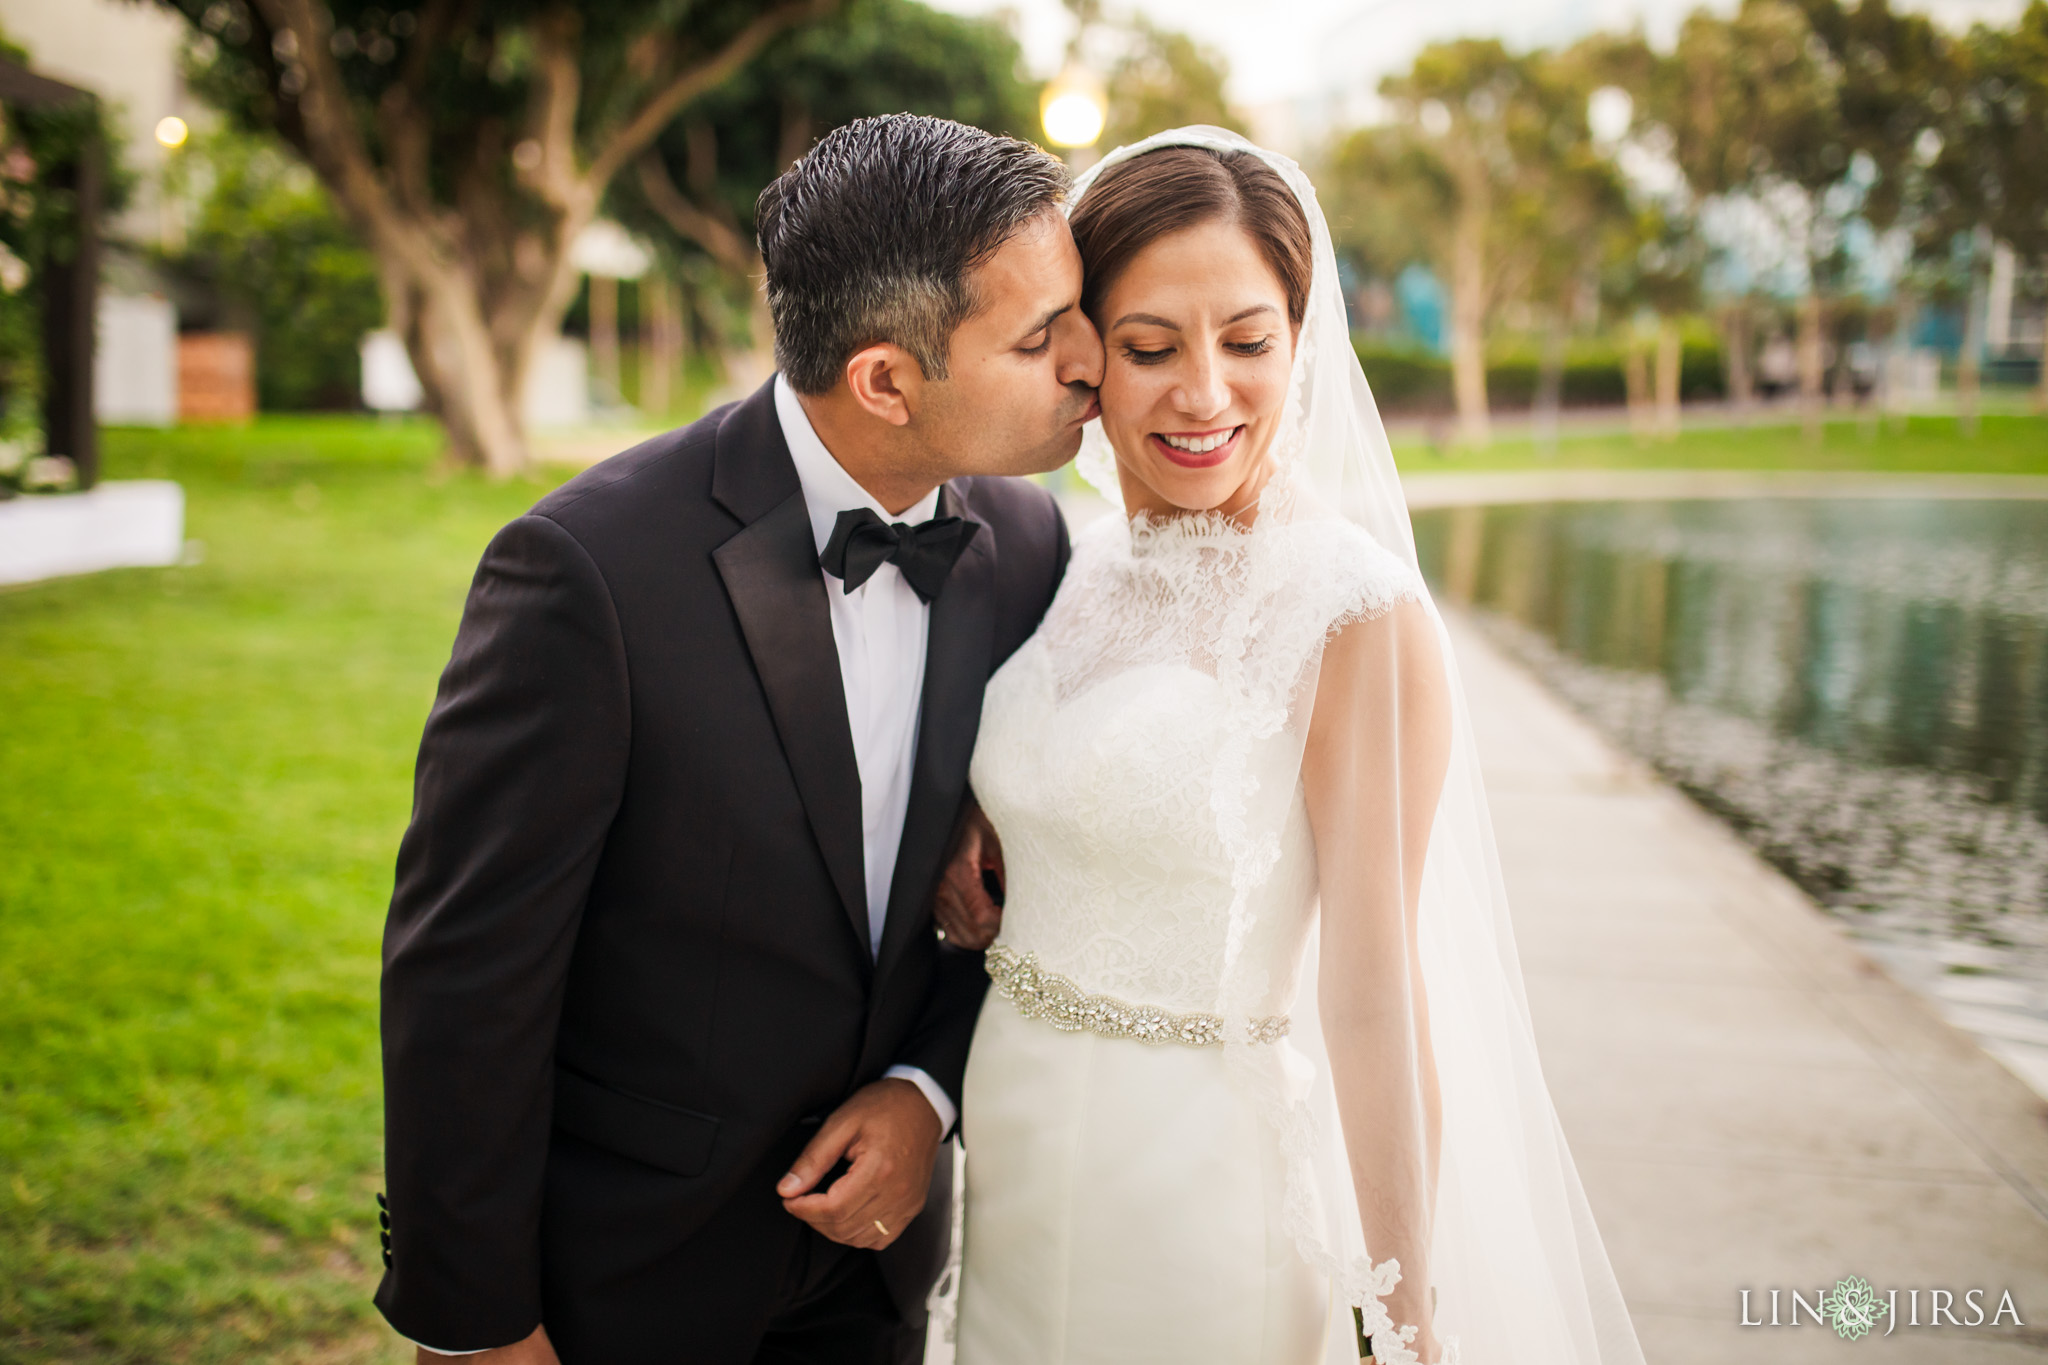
[1041,68,1106,150]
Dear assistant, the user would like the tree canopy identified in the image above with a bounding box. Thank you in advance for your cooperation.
[157,0,841,472]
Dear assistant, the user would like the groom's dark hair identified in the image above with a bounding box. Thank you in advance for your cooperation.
[756,114,1069,395]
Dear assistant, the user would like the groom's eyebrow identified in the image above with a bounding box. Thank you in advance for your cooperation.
[1020,303,1073,341]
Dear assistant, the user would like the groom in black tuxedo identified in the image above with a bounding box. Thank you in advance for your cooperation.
[374,115,1101,1364]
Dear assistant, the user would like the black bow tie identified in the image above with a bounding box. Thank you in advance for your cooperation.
[820,506,979,604]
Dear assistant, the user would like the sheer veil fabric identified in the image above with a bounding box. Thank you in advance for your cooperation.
[1028,128,1648,1364]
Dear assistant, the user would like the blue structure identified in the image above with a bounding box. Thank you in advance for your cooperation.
[1394,263,1448,355]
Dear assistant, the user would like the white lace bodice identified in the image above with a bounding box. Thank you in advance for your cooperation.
[969,510,1420,1021]
[972,642,1320,1016]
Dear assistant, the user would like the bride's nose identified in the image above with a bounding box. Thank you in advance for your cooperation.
[1171,348,1230,423]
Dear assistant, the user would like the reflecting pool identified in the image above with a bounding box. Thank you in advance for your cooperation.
[1413,498,2048,1093]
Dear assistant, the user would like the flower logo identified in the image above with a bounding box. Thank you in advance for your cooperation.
[1821,1275,1888,1340]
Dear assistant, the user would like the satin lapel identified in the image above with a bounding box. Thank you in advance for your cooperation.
[872,482,996,989]
[711,464,870,966]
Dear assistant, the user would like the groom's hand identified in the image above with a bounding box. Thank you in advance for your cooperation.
[777,1078,942,1251]
[932,798,1004,950]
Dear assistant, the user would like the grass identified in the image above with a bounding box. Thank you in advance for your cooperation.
[1,407,2044,1362]
[1,418,569,1363]
[1385,410,2048,475]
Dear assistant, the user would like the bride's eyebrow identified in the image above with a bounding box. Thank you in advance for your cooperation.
[1111,304,1277,330]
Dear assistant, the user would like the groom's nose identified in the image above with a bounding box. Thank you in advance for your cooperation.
[1054,308,1105,390]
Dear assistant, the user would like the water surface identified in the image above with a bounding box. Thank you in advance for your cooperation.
[1413,498,2048,1093]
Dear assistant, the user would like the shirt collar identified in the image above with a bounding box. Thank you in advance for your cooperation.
[774,373,942,556]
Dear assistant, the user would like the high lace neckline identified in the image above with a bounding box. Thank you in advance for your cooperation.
[1122,508,1257,559]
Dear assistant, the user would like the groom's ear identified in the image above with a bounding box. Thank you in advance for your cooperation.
[843,343,925,428]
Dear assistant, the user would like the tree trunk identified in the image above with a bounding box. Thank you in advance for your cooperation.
[243,0,832,474]
[1448,196,1490,449]
[1720,301,1753,419]
[2037,256,2048,415]
[642,272,677,418]
[383,261,530,476]
[1957,305,1982,437]
[730,268,778,396]
[1655,316,1682,441]
[1959,233,1987,437]
[1623,343,1650,444]
[1796,290,1825,444]
[591,273,620,404]
[1533,313,1565,456]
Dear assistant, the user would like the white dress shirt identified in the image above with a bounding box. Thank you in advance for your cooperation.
[411,384,961,1356]
[773,376,959,1139]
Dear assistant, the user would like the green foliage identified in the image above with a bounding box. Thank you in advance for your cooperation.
[1356,335,1726,413]
[1793,0,1951,228]
[0,36,133,464]
[1661,1,1848,202]
[172,0,784,160]
[1922,1,2048,262]
[161,128,383,410]
[1341,39,1620,319]
[610,0,1039,270]
[1327,124,1454,283]
[160,0,868,468]
[1100,17,1245,149]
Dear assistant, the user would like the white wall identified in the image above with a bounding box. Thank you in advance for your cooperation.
[94,294,176,426]
[358,330,592,429]
[0,481,185,586]
[360,330,424,412]
[524,337,590,429]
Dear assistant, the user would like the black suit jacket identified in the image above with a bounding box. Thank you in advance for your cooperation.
[375,380,1067,1353]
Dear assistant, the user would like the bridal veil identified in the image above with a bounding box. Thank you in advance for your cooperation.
[1045,127,1648,1365]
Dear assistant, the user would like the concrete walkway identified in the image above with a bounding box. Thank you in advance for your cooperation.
[1451,610,2048,1361]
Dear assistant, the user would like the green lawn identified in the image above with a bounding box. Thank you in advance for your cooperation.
[1,419,569,1363]
[1,409,2043,1363]
[1386,410,2048,474]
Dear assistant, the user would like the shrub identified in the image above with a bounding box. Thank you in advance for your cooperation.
[1354,335,1725,415]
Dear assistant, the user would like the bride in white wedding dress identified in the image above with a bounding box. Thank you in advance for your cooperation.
[941,131,1648,1365]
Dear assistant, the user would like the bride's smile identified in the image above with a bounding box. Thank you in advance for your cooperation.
[1092,216,1300,521]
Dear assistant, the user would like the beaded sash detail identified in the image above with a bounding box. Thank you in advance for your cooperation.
[984,943,1290,1047]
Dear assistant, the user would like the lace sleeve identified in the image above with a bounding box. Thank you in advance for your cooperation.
[1302,596,1454,1362]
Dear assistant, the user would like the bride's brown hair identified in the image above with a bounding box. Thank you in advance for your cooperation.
[1068,146,1313,327]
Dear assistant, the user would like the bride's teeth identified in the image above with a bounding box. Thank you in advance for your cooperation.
[1163,429,1233,453]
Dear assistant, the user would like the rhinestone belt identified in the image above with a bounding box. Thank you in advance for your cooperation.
[984,943,1290,1047]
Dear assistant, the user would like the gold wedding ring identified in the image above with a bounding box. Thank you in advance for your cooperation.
[873,1219,890,1237]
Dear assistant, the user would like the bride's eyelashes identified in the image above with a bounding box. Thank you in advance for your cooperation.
[1116,337,1277,365]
